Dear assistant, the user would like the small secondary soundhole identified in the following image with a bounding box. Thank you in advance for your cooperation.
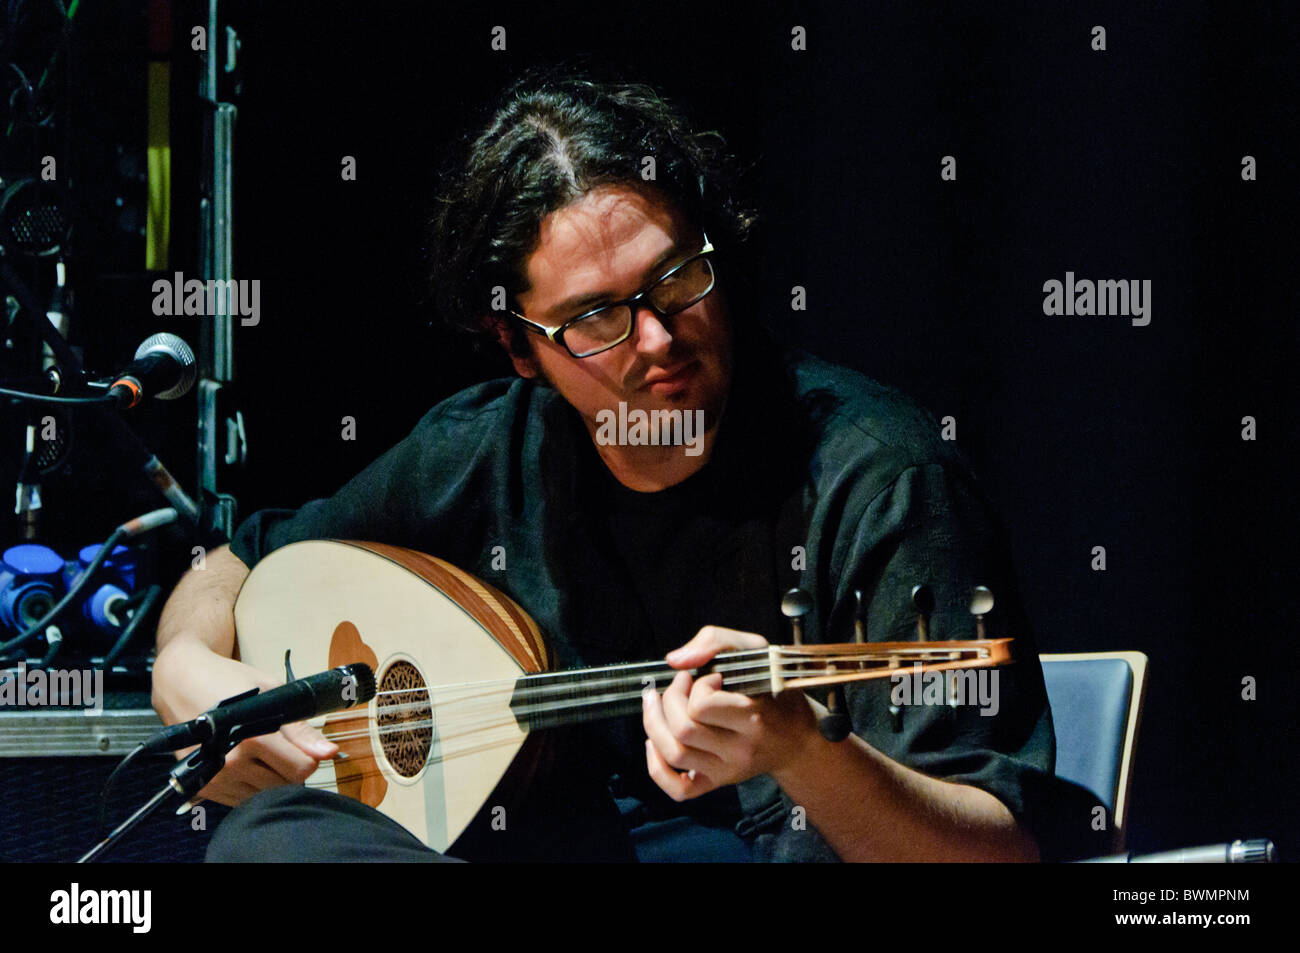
[377,660,432,777]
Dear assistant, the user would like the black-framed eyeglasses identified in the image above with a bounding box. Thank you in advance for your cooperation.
[507,236,716,358]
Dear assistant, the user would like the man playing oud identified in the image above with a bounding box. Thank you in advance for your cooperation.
[152,72,1073,862]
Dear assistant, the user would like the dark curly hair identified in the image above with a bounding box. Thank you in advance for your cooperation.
[426,68,758,357]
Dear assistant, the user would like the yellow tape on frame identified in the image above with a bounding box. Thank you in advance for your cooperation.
[146,61,170,271]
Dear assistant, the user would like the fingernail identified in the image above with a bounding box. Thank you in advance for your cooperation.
[666,649,684,663]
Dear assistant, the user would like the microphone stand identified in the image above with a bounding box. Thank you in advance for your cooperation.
[1,269,212,538]
[0,259,89,386]
[76,687,258,863]
[77,784,184,865]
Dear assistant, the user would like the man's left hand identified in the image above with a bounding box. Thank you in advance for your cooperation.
[642,625,820,801]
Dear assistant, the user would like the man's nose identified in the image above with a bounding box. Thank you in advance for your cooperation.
[633,306,673,355]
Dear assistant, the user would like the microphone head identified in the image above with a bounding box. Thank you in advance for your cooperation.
[341,663,377,704]
[1230,839,1277,863]
[134,332,197,399]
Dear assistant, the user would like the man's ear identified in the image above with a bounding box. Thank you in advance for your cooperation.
[483,313,541,379]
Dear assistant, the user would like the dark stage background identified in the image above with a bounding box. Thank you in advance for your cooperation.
[6,0,1296,860]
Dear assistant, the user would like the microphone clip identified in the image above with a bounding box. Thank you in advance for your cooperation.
[168,686,260,801]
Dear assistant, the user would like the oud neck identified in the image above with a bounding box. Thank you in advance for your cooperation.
[507,639,1011,732]
[510,651,770,731]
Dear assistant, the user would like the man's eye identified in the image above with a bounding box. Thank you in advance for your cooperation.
[577,306,623,325]
[571,307,610,323]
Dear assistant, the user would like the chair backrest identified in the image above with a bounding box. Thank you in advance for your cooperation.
[1039,652,1148,852]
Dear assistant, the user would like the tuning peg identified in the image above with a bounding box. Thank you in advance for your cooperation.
[781,587,813,646]
[853,589,865,643]
[780,588,848,741]
[889,702,904,733]
[820,687,852,742]
[969,586,994,640]
[911,584,934,642]
[820,592,854,742]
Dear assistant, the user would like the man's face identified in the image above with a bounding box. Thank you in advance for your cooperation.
[509,185,732,441]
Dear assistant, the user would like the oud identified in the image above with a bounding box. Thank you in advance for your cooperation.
[233,539,1012,852]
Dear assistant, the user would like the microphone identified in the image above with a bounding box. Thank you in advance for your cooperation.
[143,663,376,754]
[1080,839,1277,863]
[107,333,197,408]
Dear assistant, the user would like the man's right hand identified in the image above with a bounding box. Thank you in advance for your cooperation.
[151,639,340,807]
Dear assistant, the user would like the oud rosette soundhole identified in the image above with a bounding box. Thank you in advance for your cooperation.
[377,660,432,778]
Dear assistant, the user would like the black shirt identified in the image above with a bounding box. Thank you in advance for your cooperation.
[229,330,1096,861]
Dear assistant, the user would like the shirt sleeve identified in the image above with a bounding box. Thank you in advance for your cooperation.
[842,463,1112,860]
[748,460,1112,861]
[225,386,513,572]
[225,427,432,571]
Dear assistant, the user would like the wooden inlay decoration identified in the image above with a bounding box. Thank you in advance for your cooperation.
[344,541,551,674]
[327,620,386,806]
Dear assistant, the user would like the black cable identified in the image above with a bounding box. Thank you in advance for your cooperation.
[0,385,116,404]
[5,60,36,128]
[0,258,87,377]
[36,625,61,666]
[95,598,168,831]
[90,741,160,850]
[118,586,151,612]
[0,526,123,657]
[100,582,161,670]
[0,505,177,659]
